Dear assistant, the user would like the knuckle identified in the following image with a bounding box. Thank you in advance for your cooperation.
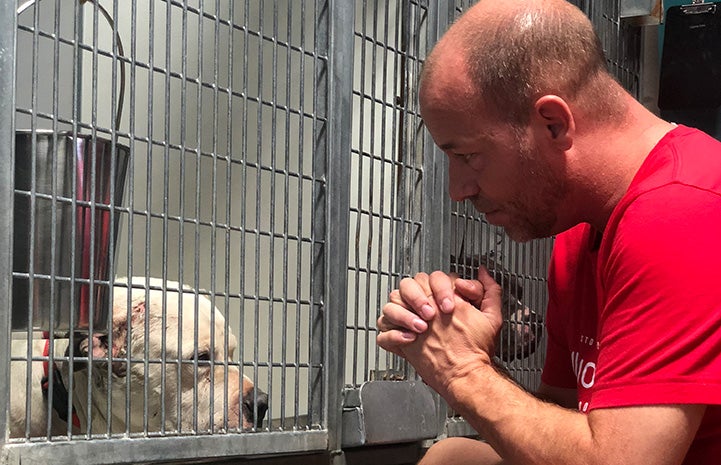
[389,290,403,305]
[380,304,397,323]
[411,294,427,306]
[429,270,447,280]
[399,277,414,287]
[470,280,485,292]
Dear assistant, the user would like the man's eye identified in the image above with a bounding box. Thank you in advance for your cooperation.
[455,153,475,162]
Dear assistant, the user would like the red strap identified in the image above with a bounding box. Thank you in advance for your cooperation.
[42,339,50,382]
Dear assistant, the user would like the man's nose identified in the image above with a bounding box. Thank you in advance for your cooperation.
[447,158,478,202]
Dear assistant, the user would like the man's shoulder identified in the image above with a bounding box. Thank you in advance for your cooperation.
[646,125,721,182]
[617,125,721,221]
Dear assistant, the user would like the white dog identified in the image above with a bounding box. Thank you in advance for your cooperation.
[9,278,268,438]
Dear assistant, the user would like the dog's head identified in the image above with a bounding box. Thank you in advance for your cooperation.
[77,277,268,432]
[449,253,543,362]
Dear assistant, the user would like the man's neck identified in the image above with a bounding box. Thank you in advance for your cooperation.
[572,99,676,232]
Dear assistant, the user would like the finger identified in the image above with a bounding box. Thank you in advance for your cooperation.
[388,289,404,306]
[377,302,429,333]
[377,328,418,356]
[398,275,436,320]
[429,271,457,313]
[412,271,431,289]
[453,278,485,307]
[476,266,504,327]
[476,266,502,302]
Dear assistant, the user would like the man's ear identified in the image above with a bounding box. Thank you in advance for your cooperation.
[533,95,574,151]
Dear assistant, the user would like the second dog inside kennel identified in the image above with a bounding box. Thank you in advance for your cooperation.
[1,0,648,463]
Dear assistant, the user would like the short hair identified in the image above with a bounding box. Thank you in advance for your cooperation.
[426,1,624,126]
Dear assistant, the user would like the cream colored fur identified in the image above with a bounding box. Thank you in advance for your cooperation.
[9,277,266,437]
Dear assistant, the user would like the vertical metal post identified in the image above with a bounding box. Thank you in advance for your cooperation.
[422,0,452,273]
[0,0,16,447]
[314,0,354,459]
[312,0,326,441]
[422,0,454,436]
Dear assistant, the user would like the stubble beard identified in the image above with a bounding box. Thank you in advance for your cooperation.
[497,141,567,242]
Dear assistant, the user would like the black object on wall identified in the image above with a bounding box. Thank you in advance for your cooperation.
[659,2,721,138]
[659,2,721,111]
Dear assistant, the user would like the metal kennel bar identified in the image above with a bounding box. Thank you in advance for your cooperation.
[0,0,17,453]
[340,0,451,447]
[345,0,438,389]
[323,0,355,456]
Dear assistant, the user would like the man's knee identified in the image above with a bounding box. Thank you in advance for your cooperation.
[419,437,501,465]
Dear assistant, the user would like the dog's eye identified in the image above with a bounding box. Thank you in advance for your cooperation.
[196,351,211,362]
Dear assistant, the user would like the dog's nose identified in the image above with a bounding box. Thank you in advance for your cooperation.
[244,390,268,428]
[255,391,268,427]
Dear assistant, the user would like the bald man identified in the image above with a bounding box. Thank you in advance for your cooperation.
[377,1,721,464]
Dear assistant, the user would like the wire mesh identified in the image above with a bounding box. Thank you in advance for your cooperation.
[346,0,430,388]
[8,0,325,454]
[587,0,643,97]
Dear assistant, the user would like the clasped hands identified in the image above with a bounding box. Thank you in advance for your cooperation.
[376,267,504,398]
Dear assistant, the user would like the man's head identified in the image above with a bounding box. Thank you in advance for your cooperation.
[423,0,618,125]
[420,0,627,241]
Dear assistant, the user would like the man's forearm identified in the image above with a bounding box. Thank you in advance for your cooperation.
[443,360,704,465]
[444,361,596,465]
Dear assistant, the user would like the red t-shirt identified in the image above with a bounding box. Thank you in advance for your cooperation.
[542,125,721,464]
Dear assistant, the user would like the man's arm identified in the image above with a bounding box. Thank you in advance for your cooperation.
[536,383,577,410]
[378,268,705,465]
[446,357,704,465]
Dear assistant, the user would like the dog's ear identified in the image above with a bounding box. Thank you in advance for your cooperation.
[71,333,109,373]
[77,334,110,359]
[107,299,147,377]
